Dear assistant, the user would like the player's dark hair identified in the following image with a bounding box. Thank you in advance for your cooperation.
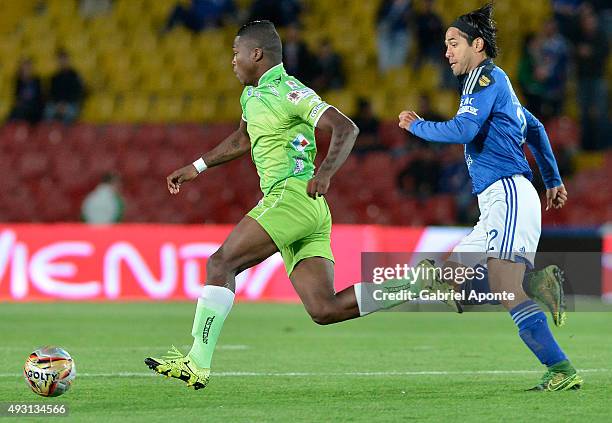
[237,20,282,64]
[451,3,498,58]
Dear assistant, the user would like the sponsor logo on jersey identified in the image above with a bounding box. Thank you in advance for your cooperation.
[458,98,478,116]
[291,133,310,153]
[294,157,305,174]
[478,75,490,87]
[285,80,299,89]
[310,102,327,118]
[465,154,473,169]
[267,85,280,97]
[247,87,254,97]
[286,88,315,104]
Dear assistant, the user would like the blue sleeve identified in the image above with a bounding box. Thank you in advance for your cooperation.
[522,107,562,189]
[409,84,497,144]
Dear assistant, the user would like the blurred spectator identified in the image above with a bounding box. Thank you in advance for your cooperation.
[44,50,85,124]
[404,95,445,149]
[282,24,316,85]
[351,98,385,156]
[79,0,112,18]
[552,0,583,38]
[311,38,345,92]
[397,147,440,199]
[376,0,413,72]
[416,94,444,122]
[247,0,301,28]
[572,6,610,150]
[163,0,236,33]
[81,173,124,224]
[436,146,474,224]
[530,20,569,119]
[8,58,44,124]
[518,33,546,116]
[414,0,444,68]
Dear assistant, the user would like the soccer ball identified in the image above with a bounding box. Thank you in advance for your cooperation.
[23,346,76,397]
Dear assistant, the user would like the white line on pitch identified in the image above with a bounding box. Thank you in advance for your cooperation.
[1,369,609,378]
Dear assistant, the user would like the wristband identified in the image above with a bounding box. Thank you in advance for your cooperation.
[192,158,207,174]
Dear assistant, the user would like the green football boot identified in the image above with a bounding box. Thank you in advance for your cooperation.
[145,345,210,390]
[528,360,583,391]
[417,259,463,313]
[524,265,566,327]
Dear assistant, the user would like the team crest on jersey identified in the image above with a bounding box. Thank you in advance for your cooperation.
[291,134,310,153]
[286,88,315,104]
[478,75,490,87]
[285,80,299,89]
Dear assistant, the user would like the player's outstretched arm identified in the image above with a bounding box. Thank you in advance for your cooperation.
[166,119,251,194]
[307,107,359,199]
[521,107,567,210]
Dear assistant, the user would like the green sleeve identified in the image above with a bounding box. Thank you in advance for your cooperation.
[285,87,332,127]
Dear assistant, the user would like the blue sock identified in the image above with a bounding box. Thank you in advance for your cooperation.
[510,300,567,367]
[459,266,501,305]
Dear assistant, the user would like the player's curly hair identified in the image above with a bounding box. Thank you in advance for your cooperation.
[237,20,283,64]
[452,3,498,58]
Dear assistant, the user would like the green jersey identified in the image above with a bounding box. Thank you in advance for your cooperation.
[240,64,331,195]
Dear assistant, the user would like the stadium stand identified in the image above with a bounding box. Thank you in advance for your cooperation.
[0,0,609,226]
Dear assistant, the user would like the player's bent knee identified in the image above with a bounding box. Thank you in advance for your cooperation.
[207,250,234,279]
[307,305,337,325]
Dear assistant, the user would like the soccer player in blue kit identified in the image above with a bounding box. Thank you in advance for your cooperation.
[399,3,582,391]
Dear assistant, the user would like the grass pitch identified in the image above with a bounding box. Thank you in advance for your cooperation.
[1,302,611,422]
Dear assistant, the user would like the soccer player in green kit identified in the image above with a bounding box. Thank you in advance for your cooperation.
[144,20,453,390]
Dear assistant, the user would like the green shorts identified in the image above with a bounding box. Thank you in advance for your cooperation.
[247,177,334,276]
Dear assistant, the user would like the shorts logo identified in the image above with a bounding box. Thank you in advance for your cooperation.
[285,80,299,89]
[478,75,490,87]
[291,133,310,153]
[286,88,315,104]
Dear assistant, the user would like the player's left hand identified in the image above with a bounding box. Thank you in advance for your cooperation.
[307,173,330,199]
[398,110,422,130]
[546,184,568,210]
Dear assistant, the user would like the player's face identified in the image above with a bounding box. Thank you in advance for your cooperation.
[445,27,476,76]
[232,36,255,86]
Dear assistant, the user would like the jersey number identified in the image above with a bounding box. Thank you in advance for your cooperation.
[487,229,498,251]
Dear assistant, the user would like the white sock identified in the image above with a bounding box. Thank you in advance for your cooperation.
[354,283,372,316]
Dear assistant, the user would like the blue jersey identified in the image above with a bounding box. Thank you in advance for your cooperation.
[409,59,562,194]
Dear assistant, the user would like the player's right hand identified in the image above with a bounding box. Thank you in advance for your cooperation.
[398,110,422,130]
[166,164,199,194]
[546,184,568,210]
